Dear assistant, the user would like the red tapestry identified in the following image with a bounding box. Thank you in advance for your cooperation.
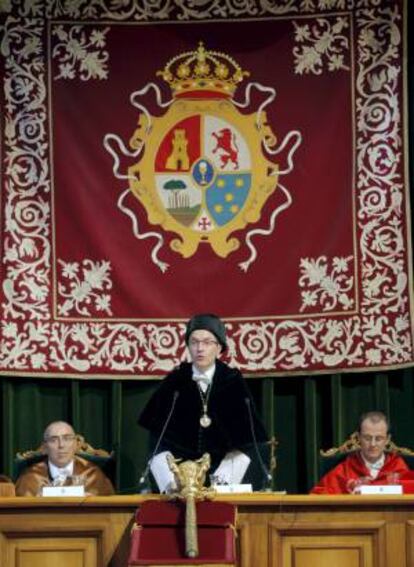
[0,0,412,378]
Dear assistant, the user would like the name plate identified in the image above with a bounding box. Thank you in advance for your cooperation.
[42,485,85,497]
[213,484,253,493]
[359,484,402,495]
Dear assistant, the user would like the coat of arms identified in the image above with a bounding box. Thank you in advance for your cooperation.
[105,43,301,272]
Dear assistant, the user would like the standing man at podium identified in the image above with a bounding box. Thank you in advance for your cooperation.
[138,313,270,493]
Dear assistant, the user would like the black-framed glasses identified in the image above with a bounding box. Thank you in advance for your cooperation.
[189,339,218,348]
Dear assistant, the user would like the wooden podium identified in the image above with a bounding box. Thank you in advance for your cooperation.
[1,493,414,566]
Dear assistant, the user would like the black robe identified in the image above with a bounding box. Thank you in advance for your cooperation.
[138,360,269,490]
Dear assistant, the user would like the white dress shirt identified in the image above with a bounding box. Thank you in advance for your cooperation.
[361,453,385,479]
[48,460,74,482]
[192,363,215,392]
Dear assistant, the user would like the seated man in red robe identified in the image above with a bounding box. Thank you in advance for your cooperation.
[311,411,409,494]
[16,421,114,496]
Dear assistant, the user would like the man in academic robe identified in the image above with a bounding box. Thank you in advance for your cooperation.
[311,411,409,494]
[15,421,114,497]
[138,313,270,492]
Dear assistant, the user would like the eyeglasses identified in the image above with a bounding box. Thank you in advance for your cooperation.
[360,435,387,444]
[44,434,76,445]
[189,339,218,348]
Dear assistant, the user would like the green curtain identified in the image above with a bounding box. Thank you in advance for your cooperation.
[1,368,414,494]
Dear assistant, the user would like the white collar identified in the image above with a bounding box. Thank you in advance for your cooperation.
[192,363,215,380]
[361,453,385,477]
[48,460,74,480]
[192,363,215,392]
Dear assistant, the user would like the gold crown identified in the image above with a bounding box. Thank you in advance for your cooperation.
[157,42,249,99]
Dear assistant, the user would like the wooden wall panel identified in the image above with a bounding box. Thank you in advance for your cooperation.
[0,495,413,567]
[270,522,386,567]
[0,509,134,567]
[8,540,96,567]
[406,521,414,567]
[236,515,268,567]
[280,539,368,567]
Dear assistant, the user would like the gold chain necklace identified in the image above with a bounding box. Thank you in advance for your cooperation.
[197,384,212,428]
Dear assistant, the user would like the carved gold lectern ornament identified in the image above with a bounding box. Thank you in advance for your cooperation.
[166,452,215,558]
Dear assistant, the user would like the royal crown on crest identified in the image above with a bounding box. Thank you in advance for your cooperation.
[157,42,249,99]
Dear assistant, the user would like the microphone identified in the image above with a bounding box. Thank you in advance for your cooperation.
[244,397,273,492]
[138,390,179,493]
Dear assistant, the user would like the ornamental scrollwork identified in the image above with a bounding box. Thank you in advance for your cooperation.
[52,25,110,80]
[293,16,350,75]
[0,1,411,376]
[299,256,355,312]
[57,259,113,317]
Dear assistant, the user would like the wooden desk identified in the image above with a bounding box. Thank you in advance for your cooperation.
[1,494,413,567]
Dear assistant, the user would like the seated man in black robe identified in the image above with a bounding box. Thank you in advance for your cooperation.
[138,313,270,492]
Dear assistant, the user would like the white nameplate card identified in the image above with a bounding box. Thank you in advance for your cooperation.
[359,485,402,495]
[213,484,253,493]
[42,485,85,497]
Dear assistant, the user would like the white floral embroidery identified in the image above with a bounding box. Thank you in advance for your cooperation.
[230,317,363,370]
[0,2,412,376]
[1,16,50,322]
[0,321,50,369]
[52,25,109,80]
[57,259,113,317]
[0,0,12,14]
[0,1,366,22]
[47,322,183,373]
[293,16,350,74]
[355,6,410,368]
[299,256,355,312]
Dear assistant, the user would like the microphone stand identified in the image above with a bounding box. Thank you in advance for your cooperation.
[245,397,273,492]
[138,391,180,494]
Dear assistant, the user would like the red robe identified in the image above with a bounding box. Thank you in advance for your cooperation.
[311,452,409,494]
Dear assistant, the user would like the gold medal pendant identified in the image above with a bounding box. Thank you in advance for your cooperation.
[200,413,212,428]
[197,386,212,428]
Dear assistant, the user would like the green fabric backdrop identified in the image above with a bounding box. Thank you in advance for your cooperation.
[1,369,414,494]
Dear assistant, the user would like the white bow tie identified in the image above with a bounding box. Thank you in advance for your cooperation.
[58,468,71,476]
[192,374,211,392]
[52,466,71,479]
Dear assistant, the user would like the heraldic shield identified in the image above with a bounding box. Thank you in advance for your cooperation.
[128,43,279,259]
